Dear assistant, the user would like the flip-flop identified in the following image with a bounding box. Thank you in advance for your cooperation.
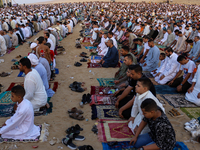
[67,133,85,141]
[0,72,10,77]
[69,113,85,121]
[82,94,87,104]
[78,145,94,150]
[65,126,80,135]
[11,65,19,70]
[74,62,82,67]
[68,107,83,114]
[80,58,87,62]
[62,137,77,150]
[86,94,91,103]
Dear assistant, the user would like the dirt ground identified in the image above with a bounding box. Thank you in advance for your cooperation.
[0,14,200,150]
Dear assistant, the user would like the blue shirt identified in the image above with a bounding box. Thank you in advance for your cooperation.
[103,45,119,65]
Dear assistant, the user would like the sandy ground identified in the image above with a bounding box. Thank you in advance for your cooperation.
[0,20,200,150]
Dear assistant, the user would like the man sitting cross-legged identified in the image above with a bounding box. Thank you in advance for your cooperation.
[19,58,47,111]
[168,55,196,93]
[114,64,156,119]
[99,39,119,68]
[130,99,176,150]
[0,85,40,139]
[115,45,137,80]
[128,78,165,135]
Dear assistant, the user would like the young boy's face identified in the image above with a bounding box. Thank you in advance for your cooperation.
[126,69,130,77]
[142,109,154,119]
[135,81,147,94]
[159,55,165,60]
[11,92,21,103]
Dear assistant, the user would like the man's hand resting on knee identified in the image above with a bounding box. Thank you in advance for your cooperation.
[128,117,135,123]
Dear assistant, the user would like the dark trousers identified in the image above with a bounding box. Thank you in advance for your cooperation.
[115,91,133,119]
[170,76,191,93]
[102,62,118,68]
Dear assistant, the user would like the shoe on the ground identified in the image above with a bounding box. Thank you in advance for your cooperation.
[86,93,91,103]
[78,145,94,150]
[62,137,77,150]
[82,94,87,104]
[67,133,85,141]
[74,62,82,67]
[191,129,200,138]
[185,118,197,126]
[185,123,200,131]
[80,58,87,62]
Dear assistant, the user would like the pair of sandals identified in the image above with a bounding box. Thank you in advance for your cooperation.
[74,62,82,67]
[82,93,91,104]
[62,133,85,150]
[11,65,19,70]
[69,81,86,92]
[0,72,10,77]
[68,107,85,121]
[66,124,83,135]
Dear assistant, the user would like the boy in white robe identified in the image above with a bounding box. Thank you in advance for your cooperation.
[128,78,165,134]
[0,85,40,139]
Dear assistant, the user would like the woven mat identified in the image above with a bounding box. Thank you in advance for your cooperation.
[97,119,134,142]
[90,86,114,95]
[91,105,121,120]
[90,95,117,106]
[0,123,49,143]
[180,107,200,119]
[161,94,197,108]
[97,78,115,87]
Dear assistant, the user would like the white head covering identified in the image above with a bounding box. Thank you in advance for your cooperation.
[30,42,38,49]
[28,53,39,65]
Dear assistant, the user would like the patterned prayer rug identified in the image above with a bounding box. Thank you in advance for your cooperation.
[85,46,97,50]
[87,62,121,68]
[6,82,58,92]
[97,78,115,87]
[90,86,114,95]
[90,95,117,106]
[0,123,49,143]
[91,105,121,120]
[6,48,15,54]
[155,85,178,94]
[90,55,102,63]
[180,107,200,119]
[97,119,134,142]
[102,142,136,150]
[161,94,197,108]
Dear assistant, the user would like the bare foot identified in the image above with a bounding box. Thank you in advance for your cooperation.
[46,103,50,109]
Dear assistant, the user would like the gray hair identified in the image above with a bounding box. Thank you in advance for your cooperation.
[108,39,113,45]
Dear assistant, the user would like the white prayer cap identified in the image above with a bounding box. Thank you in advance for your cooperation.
[30,42,38,49]
[28,54,39,65]
[48,27,53,30]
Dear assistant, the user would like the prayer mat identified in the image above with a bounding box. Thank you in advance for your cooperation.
[102,142,136,150]
[90,55,102,63]
[90,52,98,56]
[97,119,134,142]
[85,46,97,50]
[82,37,91,43]
[156,45,166,49]
[90,95,117,106]
[6,48,15,54]
[6,82,58,92]
[87,62,120,68]
[161,94,198,108]
[91,105,121,120]
[0,123,50,143]
[155,85,178,94]
[180,107,200,119]
[97,78,115,87]
[90,86,114,95]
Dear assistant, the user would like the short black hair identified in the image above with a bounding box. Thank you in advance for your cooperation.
[177,55,186,62]
[45,42,51,48]
[143,35,150,39]
[128,64,142,74]
[148,39,154,43]
[160,53,166,58]
[141,98,158,112]
[124,54,133,62]
[122,46,129,52]
[108,31,113,35]
[37,36,45,44]
[19,57,31,69]
[138,38,143,43]
[45,32,50,38]
[137,77,152,90]
[11,85,25,97]
[165,47,173,53]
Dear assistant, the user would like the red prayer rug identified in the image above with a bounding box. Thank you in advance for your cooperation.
[90,86,114,95]
[97,119,134,142]
[90,94,117,106]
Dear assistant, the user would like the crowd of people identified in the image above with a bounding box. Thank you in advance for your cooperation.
[0,1,200,149]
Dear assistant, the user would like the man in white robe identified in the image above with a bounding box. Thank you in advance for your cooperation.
[0,85,40,139]
[185,64,200,106]
[19,58,47,111]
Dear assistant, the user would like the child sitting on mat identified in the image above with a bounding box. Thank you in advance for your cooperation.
[128,78,165,134]
[0,85,40,139]
[130,99,176,150]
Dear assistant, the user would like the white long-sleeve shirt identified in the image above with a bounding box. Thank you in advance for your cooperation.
[24,69,47,111]
[143,25,150,35]
[160,32,169,43]
[129,91,165,134]
[159,52,179,77]
[0,99,40,139]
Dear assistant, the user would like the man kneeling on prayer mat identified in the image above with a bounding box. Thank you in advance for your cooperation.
[0,85,40,139]
[128,78,165,135]
[19,58,48,111]
[99,39,119,68]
